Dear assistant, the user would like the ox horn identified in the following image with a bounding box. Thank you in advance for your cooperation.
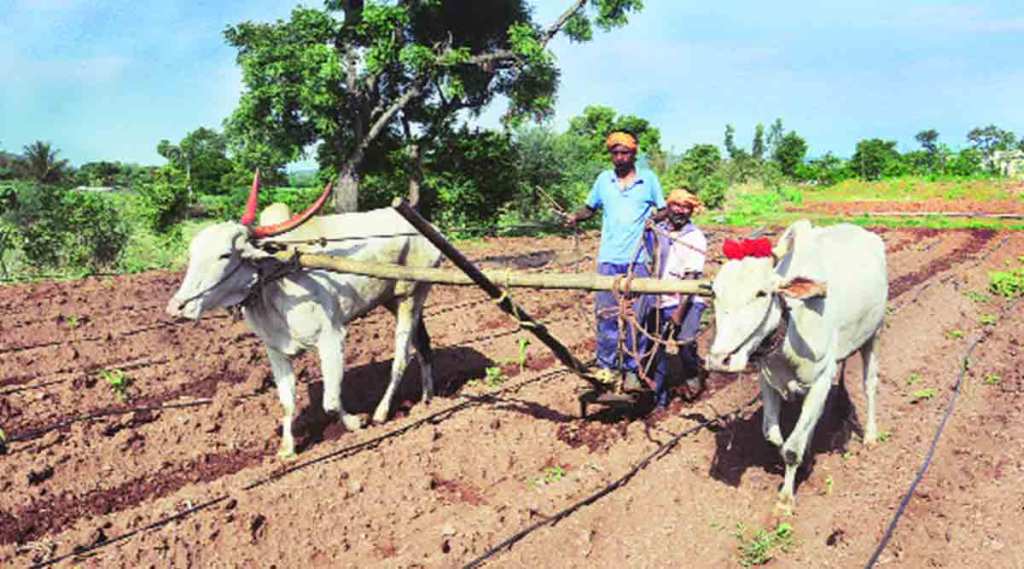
[248,179,334,239]
[240,169,262,226]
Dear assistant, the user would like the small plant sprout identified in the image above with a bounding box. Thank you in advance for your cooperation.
[906,372,921,386]
[530,465,567,488]
[735,522,795,567]
[64,314,81,329]
[989,261,1024,298]
[946,329,964,340]
[877,430,892,443]
[983,373,1002,386]
[483,366,507,388]
[823,475,834,496]
[516,337,531,372]
[979,314,998,326]
[911,387,937,402]
[964,290,989,303]
[100,369,133,402]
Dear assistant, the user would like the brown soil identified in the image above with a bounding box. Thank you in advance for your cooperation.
[2,227,1022,568]
[789,198,1024,216]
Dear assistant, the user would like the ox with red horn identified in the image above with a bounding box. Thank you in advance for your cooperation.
[240,169,334,239]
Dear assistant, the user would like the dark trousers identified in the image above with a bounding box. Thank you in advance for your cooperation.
[594,262,652,375]
[647,303,705,407]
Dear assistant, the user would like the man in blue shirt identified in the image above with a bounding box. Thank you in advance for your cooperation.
[565,131,666,392]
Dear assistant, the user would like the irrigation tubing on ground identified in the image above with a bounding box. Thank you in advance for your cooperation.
[462,394,760,569]
[27,365,577,568]
[864,296,1021,568]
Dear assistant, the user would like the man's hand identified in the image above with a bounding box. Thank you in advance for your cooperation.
[562,212,578,228]
[670,304,686,327]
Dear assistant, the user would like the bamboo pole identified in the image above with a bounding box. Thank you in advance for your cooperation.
[390,198,607,390]
[275,252,713,295]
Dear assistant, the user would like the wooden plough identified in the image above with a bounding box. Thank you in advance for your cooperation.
[272,198,713,416]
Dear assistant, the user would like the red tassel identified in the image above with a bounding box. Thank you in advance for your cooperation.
[723,238,773,260]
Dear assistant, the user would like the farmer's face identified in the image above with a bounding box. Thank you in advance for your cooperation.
[609,145,636,171]
[669,202,694,217]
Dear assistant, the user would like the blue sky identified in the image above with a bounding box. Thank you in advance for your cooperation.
[2,0,1022,167]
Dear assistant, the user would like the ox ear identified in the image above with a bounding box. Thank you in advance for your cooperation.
[776,276,827,300]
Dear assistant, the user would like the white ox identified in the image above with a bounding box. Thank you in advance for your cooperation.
[166,174,442,458]
[707,220,887,506]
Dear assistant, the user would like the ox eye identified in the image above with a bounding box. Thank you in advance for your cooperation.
[755,290,768,298]
[218,253,233,260]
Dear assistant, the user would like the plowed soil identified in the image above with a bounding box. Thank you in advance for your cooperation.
[2,226,1022,568]
[789,198,1024,216]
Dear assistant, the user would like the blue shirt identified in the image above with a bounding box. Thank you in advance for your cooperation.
[586,168,666,264]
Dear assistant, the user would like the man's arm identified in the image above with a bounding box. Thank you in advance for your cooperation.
[564,205,596,227]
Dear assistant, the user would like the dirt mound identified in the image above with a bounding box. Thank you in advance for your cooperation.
[2,227,1022,567]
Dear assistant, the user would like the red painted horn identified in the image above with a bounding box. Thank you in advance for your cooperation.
[249,180,334,239]
[240,169,261,226]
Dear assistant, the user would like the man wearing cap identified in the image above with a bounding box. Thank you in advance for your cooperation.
[564,130,666,392]
[646,188,707,408]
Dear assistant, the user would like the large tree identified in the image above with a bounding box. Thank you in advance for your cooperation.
[773,131,807,178]
[157,127,236,196]
[851,138,901,181]
[225,0,643,213]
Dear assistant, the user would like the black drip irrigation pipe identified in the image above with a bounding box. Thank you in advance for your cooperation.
[462,395,760,569]
[26,365,575,568]
[864,296,1021,568]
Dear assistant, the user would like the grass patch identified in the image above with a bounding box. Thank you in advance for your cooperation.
[945,329,965,340]
[906,372,921,386]
[800,176,1013,203]
[735,522,795,567]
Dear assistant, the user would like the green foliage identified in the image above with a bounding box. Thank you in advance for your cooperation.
[979,313,998,326]
[964,290,990,303]
[224,0,642,209]
[735,522,795,567]
[2,183,129,273]
[567,105,664,164]
[983,373,1002,386]
[19,141,70,184]
[157,127,236,195]
[851,138,902,180]
[663,144,726,209]
[136,166,189,232]
[773,131,808,177]
[946,329,964,340]
[516,337,531,372]
[483,366,507,388]
[100,368,133,402]
[911,387,937,402]
[967,124,1017,161]
[530,465,567,487]
[988,259,1024,298]
[906,372,921,386]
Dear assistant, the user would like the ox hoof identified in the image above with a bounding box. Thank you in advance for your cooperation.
[341,414,364,431]
[371,409,390,424]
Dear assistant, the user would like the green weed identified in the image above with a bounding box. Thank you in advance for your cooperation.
[946,329,964,340]
[516,337,531,372]
[100,368,133,402]
[484,366,507,388]
[531,465,567,488]
[877,430,892,443]
[822,475,834,496]
[964,290,990,303]
[979,313,998,326]
[983,373,1002,386]
[735,522,795,567]
[911,387,937,402]
[989,263,1024,298]
[906,372,921,386]
[64,314,81,329]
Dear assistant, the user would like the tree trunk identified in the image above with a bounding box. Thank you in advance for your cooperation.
[333,163,359,213]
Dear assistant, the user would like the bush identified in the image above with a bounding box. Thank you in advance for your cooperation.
[2,183,128,272]
[136,166,189,232]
